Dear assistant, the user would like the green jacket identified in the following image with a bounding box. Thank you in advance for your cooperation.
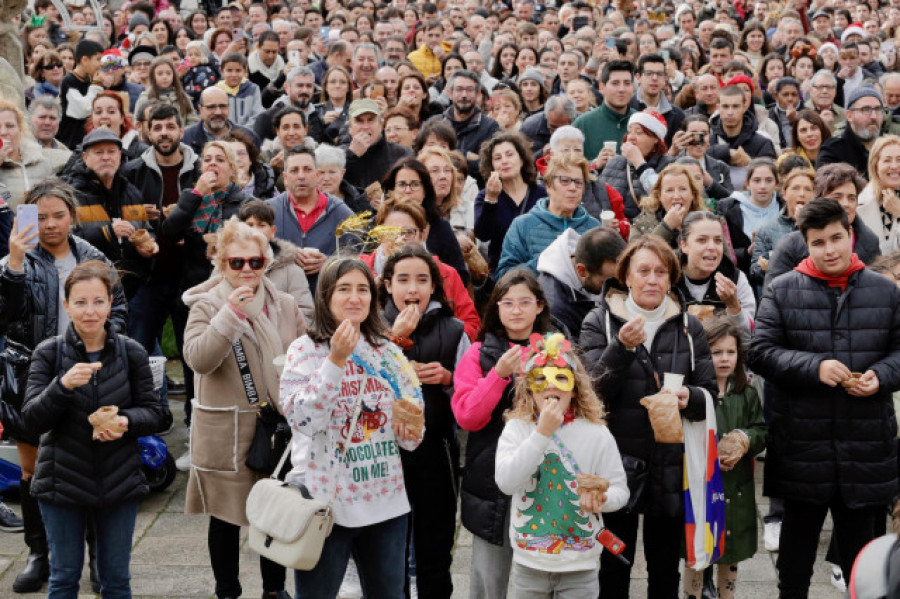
[572,103,636,161]
[715,379,767,564]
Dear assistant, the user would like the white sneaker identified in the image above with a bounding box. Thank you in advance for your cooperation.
[337,558,363,599]
[410,575,418,599]
[175,448,191,471]
[830,565,847,592]
[764,521,781,552]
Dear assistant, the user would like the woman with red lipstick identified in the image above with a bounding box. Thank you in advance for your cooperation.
[379,244,469,599]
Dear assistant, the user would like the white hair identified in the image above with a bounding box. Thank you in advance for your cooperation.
[314,144,346,169]
[549,125,584,150]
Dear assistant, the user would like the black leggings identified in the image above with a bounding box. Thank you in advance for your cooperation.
[208,516,285,598]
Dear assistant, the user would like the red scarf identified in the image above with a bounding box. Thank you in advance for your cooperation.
[794,253,866,291]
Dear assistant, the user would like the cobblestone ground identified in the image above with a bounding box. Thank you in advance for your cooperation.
[0,395,850,598]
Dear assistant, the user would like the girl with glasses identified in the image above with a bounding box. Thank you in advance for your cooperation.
[183,217,305,599]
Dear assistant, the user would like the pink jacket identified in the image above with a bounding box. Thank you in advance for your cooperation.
[451,342,528,432]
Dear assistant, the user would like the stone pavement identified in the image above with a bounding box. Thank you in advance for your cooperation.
[0,398,848,598]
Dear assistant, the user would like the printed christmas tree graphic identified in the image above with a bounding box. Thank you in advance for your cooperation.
[513,451,595,554]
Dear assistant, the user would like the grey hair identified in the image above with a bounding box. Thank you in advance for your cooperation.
[314,144,346,169]
[881,72,900,87]
[287,65,315,81]
[448,69,480,90]
[675,156,702,169]
[353,42,379,59]
[389,19,408,34]
[549,125,584,150]
[271,19,291,30]
[812,69,838,86]
[29,96,62,119]
[545,95,578,121]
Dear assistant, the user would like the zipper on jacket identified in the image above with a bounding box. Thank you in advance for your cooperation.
[444,438,459,499]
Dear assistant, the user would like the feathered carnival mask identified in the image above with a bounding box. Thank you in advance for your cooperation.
[525,332,578,393]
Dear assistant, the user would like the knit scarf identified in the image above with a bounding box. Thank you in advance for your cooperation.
[191,184,236,233]
[216,79,244,96]
[248,50,285,83]
[794,253,866,291]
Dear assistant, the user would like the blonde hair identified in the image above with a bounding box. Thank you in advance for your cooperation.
[543,153,591,184]
[213,216,273,273]
[505,351,606,425]
[868,135,900,207]
[781,167,815,193]
[416,146,461,217]
[642,163,706,214]
[202,140,240,185]
[491,88,522,116]
[0,100,27,134]
[185,40,210,64]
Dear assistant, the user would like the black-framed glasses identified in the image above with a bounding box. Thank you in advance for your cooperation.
[227,256,266,270]
[41,63,63,70]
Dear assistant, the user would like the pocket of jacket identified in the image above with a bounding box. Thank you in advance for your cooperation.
[190,400,239,472]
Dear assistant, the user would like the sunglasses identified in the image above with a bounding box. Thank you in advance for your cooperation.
[227,256,266,270]
[41,63,63,70]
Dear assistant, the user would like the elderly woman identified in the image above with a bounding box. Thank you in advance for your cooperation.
[0,100,57,209]
[23,261,163,598]
[675,211,756,331]
[857,135,900,255]
[183,217,305,599]
[580,235,716,599]
[475,132,546,274]
[161,141,256,292]
[496,154,601,278]
[599,110,675,219]
[630,163,707,247]
[28,50,65,100]
[314,144,370,213]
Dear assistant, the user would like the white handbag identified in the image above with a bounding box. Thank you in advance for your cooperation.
[245,379,366,571]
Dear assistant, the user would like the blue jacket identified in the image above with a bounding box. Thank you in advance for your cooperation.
[496,198,600,279]
[266,191,354,292]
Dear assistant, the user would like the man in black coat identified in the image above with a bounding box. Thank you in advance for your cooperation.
[520,96,576,158]
[343,99,412,189]
[816,86,884,172]
[748,198,900,597]
[707,85,776,190]
[435,70,500,183]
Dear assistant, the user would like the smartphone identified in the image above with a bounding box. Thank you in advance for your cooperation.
[661,49,670,62]
[288,50,301,64]
[572,15,589,30]
[370,83,385,99]
[16,204,38,241]
[232,28,244,39]
[605,36,616,49]
[690,132,705,145]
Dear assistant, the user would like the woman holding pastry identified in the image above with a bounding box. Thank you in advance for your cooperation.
[495,332,628,597]
[279,255,424,598]
[379,244,470,599]
[182,217,305,599]
[579,235,716,599]
[22,260,163,597]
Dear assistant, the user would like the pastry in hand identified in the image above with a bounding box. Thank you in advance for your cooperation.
[576,473,610,506]
[129,229,155,251]
[88,405,126,440]
[162,204,177,217]
[718,430,750,470]
[841,372,864,388]
[391,400,424,439]
[640,391,684,443]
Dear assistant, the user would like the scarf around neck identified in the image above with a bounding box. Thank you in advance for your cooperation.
[191,183,237,234]
[248,50,285,83]
[794,253,866,291]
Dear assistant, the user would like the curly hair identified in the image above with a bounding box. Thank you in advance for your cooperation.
[478,131,537,185]
[641,163,706,214]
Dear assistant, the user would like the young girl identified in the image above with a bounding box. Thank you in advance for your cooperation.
[495,333,629,597]
[134,57,199,127]
[452,269,554,599]
[683,318,766,599]
[279,256,423,597]
[380,245,470,598]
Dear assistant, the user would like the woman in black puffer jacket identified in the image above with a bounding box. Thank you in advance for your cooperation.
[22,260,163,598]
[579,236,716,599]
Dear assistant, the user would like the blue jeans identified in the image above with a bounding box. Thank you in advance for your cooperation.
[39,500,139,599]
[295,513,408,599]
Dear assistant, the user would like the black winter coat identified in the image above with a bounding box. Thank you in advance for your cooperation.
[598,154,674,219]
[520,112,551,158]
[343,134,413,190]
[708,111,776,162]
[23,326,163,507]
[747,269,900,507]
[436,107,500,183]
[160,185,253,291]
[579,281,716,517]
[765,219,881,288]
[121,145,201,215]
[815,126,870,173]
[538,272,595,340]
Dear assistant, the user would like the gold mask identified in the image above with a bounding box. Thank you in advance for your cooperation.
[527,367,575,393]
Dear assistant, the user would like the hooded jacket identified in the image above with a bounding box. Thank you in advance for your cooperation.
[266,238,314,323]
[215,79,265,128]
[438,107,501,179]
[579,281,716,517]
[122,144,201,212]
[23,326,163,508]
[536,229,598,339]
[496,198,601,279]
[708,110,777,162]
[748,267,900,508]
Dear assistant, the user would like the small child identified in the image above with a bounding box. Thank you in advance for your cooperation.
[683,317,766,599]
[182,41,220,107]
[134,57,200,127]
[58,39,105,149]
[215,52,264,128]
[495,333,629,598]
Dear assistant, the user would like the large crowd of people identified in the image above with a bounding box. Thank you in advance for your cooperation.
[3,0,900,597]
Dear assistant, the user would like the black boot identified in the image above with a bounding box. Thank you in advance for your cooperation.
[13,480,49,593]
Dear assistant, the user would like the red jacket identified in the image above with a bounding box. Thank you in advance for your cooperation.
[360,252,481,341]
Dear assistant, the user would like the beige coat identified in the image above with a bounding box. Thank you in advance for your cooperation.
[182,275,305,526]
[0,138,58,209]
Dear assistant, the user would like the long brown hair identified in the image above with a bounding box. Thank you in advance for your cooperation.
[308,256,388,346]
[478,268,551,342]
[147,57,195,118]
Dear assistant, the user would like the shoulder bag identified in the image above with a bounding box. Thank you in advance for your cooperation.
[246,374,367,571]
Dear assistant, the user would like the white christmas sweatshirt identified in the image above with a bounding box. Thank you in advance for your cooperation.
[280,335,424,528]
[495,419,629,573]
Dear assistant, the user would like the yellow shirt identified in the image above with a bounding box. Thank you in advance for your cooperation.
[407,46,441,79]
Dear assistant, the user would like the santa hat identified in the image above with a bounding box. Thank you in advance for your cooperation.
[841,23,865,43]
[628,111,667,141]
